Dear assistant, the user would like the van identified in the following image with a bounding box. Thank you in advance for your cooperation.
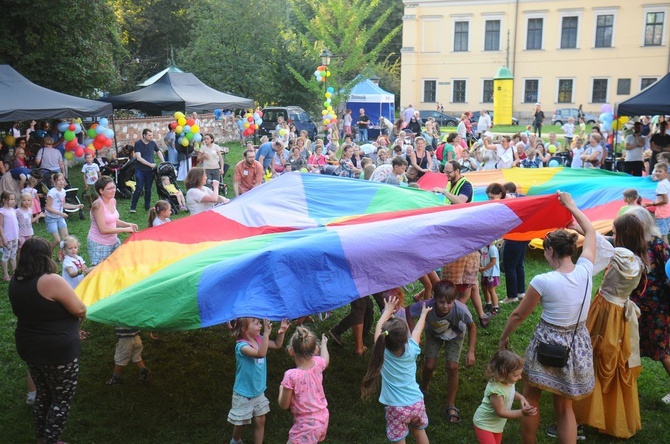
[259,106,318,139]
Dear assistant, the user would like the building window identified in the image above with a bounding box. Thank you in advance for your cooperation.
[453,80,466,103]
[527,18,543,50]
[524,79,539,103]
[595,15,613,48]
[645,12,664,46]
[641,78,658,90]
[561,17,578,49]
[423,80,437,103]
[592,79,608,103]
[454,21,469,52]
[484,20,500,51]
[558,79,573,103]
[482,80,494,103]
[617,78,631,95]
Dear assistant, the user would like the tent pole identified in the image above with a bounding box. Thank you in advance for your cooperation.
[110,114,119,160]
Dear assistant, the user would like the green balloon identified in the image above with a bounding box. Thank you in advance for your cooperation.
[64,130,76,141]
[185,132,194,140]
[87,128,96,138]
[323,101,330,107]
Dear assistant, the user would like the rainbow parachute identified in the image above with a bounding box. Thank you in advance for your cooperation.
[76,173,570,330]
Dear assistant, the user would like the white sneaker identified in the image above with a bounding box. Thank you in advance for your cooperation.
[26,391,36,405]
[662,393,670,404]
[518,293,525,300]
[500,297,519,304]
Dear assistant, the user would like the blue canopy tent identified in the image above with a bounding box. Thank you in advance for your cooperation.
[345,79,395,126]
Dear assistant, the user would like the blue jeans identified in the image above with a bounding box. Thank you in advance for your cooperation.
[131,168,155,210]
[503,240,529,299]
[358,127,368,142]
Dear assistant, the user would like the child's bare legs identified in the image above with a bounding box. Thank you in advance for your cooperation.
[411,428,429,444]
[416,271,440,301]
[458,284,486,319]
[176,192,186,207]
[232,425,244,442]
[490,286,499,307]
[2,259,10,279]
[520,382,541,444]
[19,174,27,190]
[253,414,266,444]
[445,361,460,422]
[421,357,437,393]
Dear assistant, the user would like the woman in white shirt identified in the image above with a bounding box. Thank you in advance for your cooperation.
[184,167,229,215]
[499,191,596,444]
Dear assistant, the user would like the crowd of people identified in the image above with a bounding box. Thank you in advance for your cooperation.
[4,112,670,444]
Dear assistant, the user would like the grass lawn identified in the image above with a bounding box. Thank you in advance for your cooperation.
[1,144,669,443]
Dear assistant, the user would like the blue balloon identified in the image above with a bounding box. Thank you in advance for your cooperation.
[104,129,114,138]
[548,159,559,167]
[57,122,69,132]
[83,138,93,146]
[327,87,334,94]
[74,124,82,134]
[95,125,105,134]
[666,260,670,280]
[193,133,203,143]
[183,125,191,133]
[99,118,109,127]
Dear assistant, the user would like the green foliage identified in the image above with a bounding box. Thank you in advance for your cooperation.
[0,0,126,97]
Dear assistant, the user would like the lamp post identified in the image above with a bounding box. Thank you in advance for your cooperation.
[319,48,333,92]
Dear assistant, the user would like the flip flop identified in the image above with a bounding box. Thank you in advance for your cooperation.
[446,405,461,424]
[3,276,11,282]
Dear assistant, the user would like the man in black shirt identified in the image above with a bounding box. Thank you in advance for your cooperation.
[357,108,370,142]
[650,121,670,173]
[130,129,165,213]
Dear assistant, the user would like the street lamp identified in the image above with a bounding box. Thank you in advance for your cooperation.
[320,48,333,67]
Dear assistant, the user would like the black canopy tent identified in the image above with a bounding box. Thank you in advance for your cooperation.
[99,71,254,114]
[0,65,113,122]
[617,73,670,116]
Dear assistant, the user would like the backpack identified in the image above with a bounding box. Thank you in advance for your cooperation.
[436,142,446,161]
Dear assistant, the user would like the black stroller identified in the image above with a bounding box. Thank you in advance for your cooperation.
[156,162,183,214]
[100,157,137,199]
[37,169,85,220]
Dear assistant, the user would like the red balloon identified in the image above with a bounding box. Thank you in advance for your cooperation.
[95,134,106,143]
[84,148,95,156]
[169,122,177,129]
[93,140,104,149]
[65,140,78,150]
[103,138,113,147]
[74,147,84,157]
[247,116,253,122]
[186,118,195,126]
[256,110,263,118]
[69,124,76,131]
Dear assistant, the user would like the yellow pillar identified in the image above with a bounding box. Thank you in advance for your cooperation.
[494,67,514,126]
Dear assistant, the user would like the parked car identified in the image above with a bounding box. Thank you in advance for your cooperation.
[259,106,318,139]
[470,110,518,126]
[418,110,458,127]
[551,108,598,125]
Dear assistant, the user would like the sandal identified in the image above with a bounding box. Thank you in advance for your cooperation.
[2,276,11,282]
[328,330,343,346]
[446,405,461,424]
[106,376,121,386]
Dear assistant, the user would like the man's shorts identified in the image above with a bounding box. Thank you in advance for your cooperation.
[114,335,143,366]
[227,392,270,425]
[45,215,66,234]
[424,333,464,362]
[656,217,670,235]
[385,399,428,442]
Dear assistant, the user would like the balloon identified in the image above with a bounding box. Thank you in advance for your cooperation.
[256,110,263,118]
[68,124,76,131]
[321,77,327,82]
[103,138,112,147]
[3,135,14,146]
[322,110,328,115]
[74,146,84,157]
[193,133,203,143]
[93,140,103,150]
[95,134,106,143]
[325,92,331,98]
[323,119,330,125]
[326,71,331,77]
[548,144,557,154]
[169,122,177,129]
[180,138,189,147]
[183,125,191,134]
[58,122,69,132]
[279,129,287,136]
[185,132,194,141]
[327,87,334,94]
[602,121,613,131]
[74,124,82,134]
[618,116,629,126]
[178,117,187,126]
[95,125,105,134]
[548,159,559,167]
[83,138,93,146]
[87,128,97,138]
[174,112,185,120]
[253,112,260,119]
[99,118,109,127]
[666,260,670,280]
[243,123,250,129]
[64,151,74,160]
[191,125,200,133]
[652,115,660,124]
[324,101,330,107]
[175,125,183,134]
[254,119,262,125]
[65,140,77,151]
[63,131,76,141]
[600,104,613,114]
[87,143,95,151]
[186,118,195,127]
[90,123,99,129]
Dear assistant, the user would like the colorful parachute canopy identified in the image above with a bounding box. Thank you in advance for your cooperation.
[77,173,570,330]
[418,167,657,238]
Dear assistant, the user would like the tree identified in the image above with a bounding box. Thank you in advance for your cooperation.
[0,0,126,97]
[286,0,401,110]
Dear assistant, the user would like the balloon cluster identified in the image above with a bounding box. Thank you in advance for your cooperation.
[598,104,629,132]
[314,65,330,83]
[321,87,337,132]
[65,118,114,162]
[170,112,202,147]
[241,110,263,138]
[213,109,223,120]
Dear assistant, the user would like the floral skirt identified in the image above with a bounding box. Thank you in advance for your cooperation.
[524,319,594,400]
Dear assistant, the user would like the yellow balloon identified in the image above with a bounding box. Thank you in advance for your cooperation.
[326,71,331,77]
[244,123,250,129]
[180,138,189,147]
[191,124,200,133]
[178,117,187,126]
[64,151,74,160]
[325,92,331,99]
[618,116,629,125]
[3,135,15,146]
[245,113,252,118]
[87,143,95,151]
[322,110,328,115]
[323,119,330,125]
[174,112,185,120]
[175,125,183,134]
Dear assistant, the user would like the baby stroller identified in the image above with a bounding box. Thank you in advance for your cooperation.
[102,157,137,199]
[156,162,182,214]
[37,169,85,220]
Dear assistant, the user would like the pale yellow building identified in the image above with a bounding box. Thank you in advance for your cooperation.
[400,0,670,123]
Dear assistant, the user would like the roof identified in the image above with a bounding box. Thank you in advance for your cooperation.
[138,65,185,87]
[0,65,113,122]
[617,73,670,116]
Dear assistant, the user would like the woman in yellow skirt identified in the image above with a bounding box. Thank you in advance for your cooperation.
[573,213,647,438]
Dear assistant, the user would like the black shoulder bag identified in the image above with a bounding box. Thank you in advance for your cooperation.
[536,283,589,368]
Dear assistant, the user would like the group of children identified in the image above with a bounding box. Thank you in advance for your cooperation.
[226,280,533,444]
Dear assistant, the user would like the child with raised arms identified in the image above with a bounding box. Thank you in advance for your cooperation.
[17,193,44,247]
[473,350,536,444]
[21,175,42,215]
[228,317,290,444]
[361,295,432,444]
[148,200,171,227]
[278,326,330,444]
[45,172,84,257]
